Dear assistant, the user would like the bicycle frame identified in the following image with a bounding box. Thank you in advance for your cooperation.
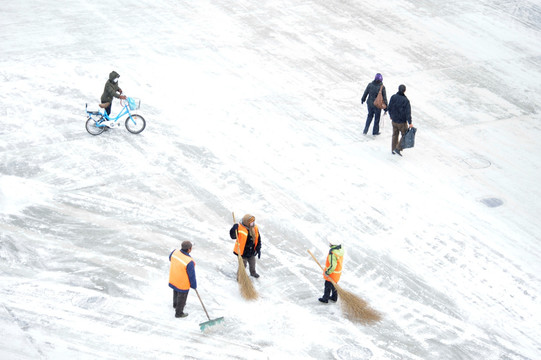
[85,97,146,135]
[86,100,138,128]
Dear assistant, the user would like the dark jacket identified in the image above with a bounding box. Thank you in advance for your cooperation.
[361,80,387,108]
[100,71,122,104]
[230,224,261,258]
[168,249,197,292]
[387,92,411,124]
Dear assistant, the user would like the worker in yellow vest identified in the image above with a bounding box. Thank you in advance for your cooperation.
[168,241,197,318]
[230,214,262,278]
[318,243,344,303]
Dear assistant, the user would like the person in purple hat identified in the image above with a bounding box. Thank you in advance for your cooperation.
[361,73,388,136]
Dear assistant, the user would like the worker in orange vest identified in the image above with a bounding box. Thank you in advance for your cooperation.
[319,243,344,303]
[230,214,262,278]
[168,241,197,318]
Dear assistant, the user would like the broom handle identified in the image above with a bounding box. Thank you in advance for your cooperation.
[232,212,242,256]
[307,249,336,285]
[195,288,211,321]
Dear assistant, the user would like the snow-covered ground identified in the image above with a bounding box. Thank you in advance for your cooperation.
[1,0,540,359]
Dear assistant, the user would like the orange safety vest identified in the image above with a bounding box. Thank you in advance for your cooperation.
[324,250,343,283]
[169,250,195,291]
[233,224,259,256]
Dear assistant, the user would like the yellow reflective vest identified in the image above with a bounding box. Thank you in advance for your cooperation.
[169,249,195,291]
[233,224,259,256]
[324,247,344,283]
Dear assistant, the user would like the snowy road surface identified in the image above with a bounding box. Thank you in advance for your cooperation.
[1,0,540,359]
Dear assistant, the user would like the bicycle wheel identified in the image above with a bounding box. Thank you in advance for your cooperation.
[86,117,105,135]
[125,114,146,134]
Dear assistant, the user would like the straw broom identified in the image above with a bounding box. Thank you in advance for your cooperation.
[308,249,381,324]
[233,212,258,300]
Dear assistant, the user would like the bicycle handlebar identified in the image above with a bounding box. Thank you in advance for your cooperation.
[120,96,141,111]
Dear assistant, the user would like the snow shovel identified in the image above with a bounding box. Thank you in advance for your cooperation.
[195,289,224,331]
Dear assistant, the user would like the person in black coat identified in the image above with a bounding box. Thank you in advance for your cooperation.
[361,73,388,135]
[230,214,262,278]
[387,84,413,156]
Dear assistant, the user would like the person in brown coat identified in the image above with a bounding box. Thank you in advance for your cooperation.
[100,70,126,116]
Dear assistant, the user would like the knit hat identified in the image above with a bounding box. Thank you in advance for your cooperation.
[181,241,192,251]
[375,73,383,82]
[242,214,255,226]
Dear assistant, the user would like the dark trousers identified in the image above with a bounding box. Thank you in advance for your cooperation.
[104,103,112,116]
[239,255,257,276]
[392,121,408,151]
[173,290,188,316]
[364,105,382,135]
[322,280,337,301]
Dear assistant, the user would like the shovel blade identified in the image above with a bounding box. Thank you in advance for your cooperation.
[199,316,224,331]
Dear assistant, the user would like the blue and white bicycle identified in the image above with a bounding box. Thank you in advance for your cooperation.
[85,97,146,135]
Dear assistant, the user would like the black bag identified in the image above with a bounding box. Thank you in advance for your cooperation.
[399,127,417,149]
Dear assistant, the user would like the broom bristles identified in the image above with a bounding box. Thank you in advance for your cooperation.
[334,283,381,324]
[237,254,258,300]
